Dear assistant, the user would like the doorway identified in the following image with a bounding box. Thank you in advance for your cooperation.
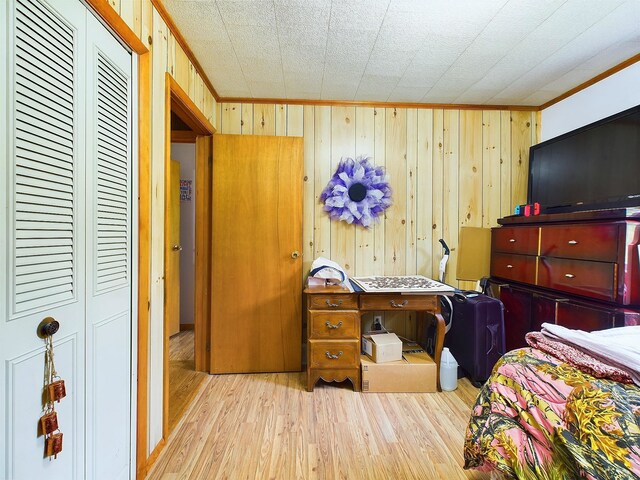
[167,134,205,432]
[162,75,214,436]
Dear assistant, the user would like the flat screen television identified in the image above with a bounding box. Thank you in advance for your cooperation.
[528,104,640,214]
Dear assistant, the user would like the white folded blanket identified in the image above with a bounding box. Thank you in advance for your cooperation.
[541,323,640,386]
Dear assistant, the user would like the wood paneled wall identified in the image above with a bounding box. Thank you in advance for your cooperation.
[218,103,537,334]
[106,0,217,127]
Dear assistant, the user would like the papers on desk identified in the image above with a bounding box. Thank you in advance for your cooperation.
[350,275,455,293]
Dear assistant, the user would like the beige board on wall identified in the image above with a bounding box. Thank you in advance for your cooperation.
[456,226,491,282]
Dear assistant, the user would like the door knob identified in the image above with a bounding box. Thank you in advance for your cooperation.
[172,245,182,251]
[291,251,300,259]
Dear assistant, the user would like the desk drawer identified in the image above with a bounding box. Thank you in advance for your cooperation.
[359,294,437,311]
[491,253,537,284]
[492,227,538,255]
[308,340,359,369]
[538,257,616,302]
[309,311,359,339]
[540,224,619,261]
[308,294,358,310]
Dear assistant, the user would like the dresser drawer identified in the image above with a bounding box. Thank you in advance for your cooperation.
[538,257,616,302]
[307,294,358,310]
[492,227,539,255]
[491,253,537,284]
[540,224,619,261]
[359,294,437,311]
[309,311,359,339]
[308,340,360,369]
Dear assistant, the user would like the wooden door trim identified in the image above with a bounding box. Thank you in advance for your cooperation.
[136,51,152,480]
[163,72,215,442]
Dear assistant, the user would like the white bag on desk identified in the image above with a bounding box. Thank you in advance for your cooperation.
[309,256,353,292]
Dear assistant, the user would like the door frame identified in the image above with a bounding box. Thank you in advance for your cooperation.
[162,73,215,435]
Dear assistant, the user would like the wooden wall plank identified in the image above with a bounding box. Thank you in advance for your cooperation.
[330,106,356,276]
[431,109,445,281]
[354,107,375,276]
[500,111,512,218]
[253,104,276,136]
[459,110,482,229]
[406,109,418,275]
[510,111,533,210]
[442,110,459,287]
[384,108,408,335]
[275,104,287,136]
[221,103,241,134]
[241,104,254,135]
[482,111,502,228]
[167,32,176,78]
[174,44,190,94]
[384,108,407,277]
[372,108,386,276]
[416,109,434,278]
[287,105,304,137]
[120,0,134,31]
[150,6,168,452]
[302,106,315,277]
[313,107,332,259]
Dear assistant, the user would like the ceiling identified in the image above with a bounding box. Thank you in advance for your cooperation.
[162,0,640,107]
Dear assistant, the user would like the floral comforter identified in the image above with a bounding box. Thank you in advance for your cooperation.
[464,348,640,479]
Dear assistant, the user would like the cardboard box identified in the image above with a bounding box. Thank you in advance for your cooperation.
[456,226,491,281]
[361,352,437,393]
[361,332,402,363]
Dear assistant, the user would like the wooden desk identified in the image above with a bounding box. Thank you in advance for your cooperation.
[304,286,447,392]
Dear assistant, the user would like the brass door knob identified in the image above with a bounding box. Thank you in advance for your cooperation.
[291,251,300,259]
[172,245,182,251]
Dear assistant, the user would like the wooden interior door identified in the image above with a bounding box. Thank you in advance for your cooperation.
[167,159,181,337]
[211,134,303,373]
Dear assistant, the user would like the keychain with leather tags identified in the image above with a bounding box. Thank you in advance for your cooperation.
[41,328,65,458]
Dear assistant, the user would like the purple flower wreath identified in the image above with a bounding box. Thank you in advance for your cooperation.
[320,156,392,228]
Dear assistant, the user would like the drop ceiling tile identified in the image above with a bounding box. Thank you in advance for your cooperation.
[328,0,390,32]
[217,0,276,27]
[387,86,430,103]
[249,80,286,97]
[278,25,328,47]
[284,73,323,92]
[321,84,359,100]
[274,1,331,27]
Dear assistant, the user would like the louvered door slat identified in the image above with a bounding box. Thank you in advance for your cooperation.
[13,0,76,312]
[97,95,127,125]
[94,51,129,292]
[17,0,74,58]
[17,260,74,276]
[17,155,73,181]
[17,128,74,157]
[16,252,73,267]
[15,79,74,122]
[98,61,127,93]
[15,56,73,102]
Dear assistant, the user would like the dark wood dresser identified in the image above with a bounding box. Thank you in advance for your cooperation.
[489,208,640,351]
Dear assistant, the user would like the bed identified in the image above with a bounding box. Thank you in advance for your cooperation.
[463,325,640,479]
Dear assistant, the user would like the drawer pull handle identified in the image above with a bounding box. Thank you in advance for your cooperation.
[509,238,516,243]
[565,273,575,279]
[506,264,513,269]
[325,321,343,329]
[568,240,578,245]
[390,300,408,308]
[325,300,342,308]
[325,351,343,360]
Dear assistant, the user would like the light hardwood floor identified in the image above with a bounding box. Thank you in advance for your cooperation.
[169,330,208,433]
[152,332,495,480]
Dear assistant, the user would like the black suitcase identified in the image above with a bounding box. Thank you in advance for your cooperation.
[444,292,505,386]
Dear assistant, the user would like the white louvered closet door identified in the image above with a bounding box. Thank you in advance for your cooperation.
[0,1,133,479]
[84,10,132,480]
